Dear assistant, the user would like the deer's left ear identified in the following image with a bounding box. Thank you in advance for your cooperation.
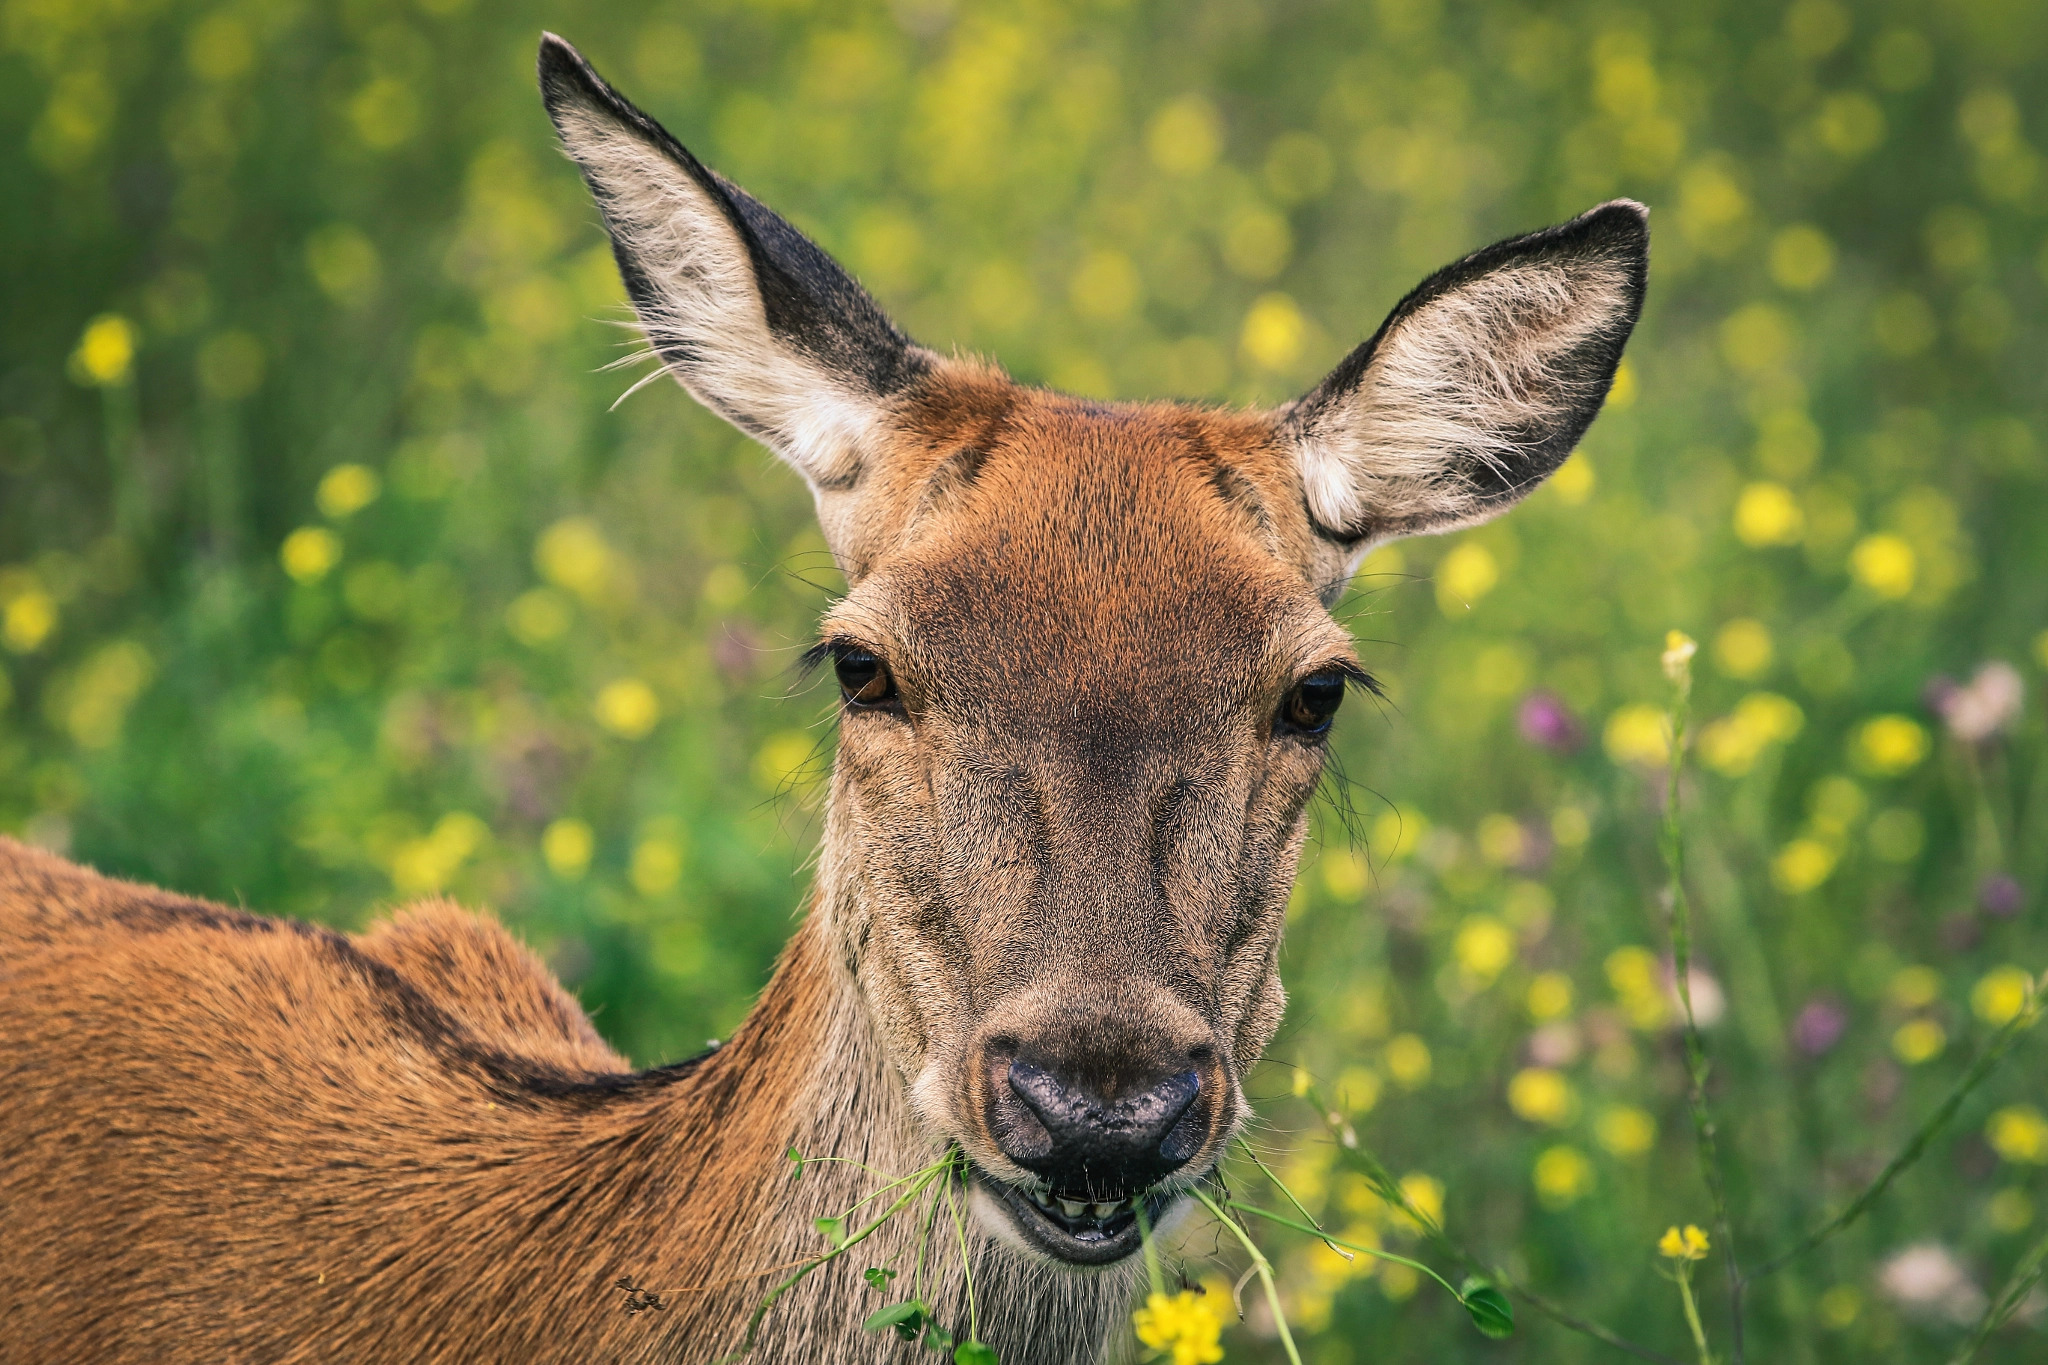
[1284,201,1648,549]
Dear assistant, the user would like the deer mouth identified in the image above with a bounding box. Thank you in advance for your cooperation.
[972,1168,1181,1266]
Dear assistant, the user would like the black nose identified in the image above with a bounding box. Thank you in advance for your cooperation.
[998,1058,1203,1195]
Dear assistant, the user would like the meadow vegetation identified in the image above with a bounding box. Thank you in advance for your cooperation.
[2,0,2045,1359]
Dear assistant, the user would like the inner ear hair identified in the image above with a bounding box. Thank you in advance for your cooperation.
[537,33,930,488]
[1285,200,1648,547]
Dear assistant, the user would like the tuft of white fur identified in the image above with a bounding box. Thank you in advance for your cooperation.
[1294,255,1632,543]
[551,104,879,489]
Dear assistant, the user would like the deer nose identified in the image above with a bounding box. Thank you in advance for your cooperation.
[997,1057,1203,1194]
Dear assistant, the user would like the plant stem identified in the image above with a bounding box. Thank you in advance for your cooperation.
[1134,1198,1166,1298]
[1673,1267,1712,1365]
[731,1163,944,1356]
[1236,1137,1351,1261]
[1947,1226,2048,1365]
[1748,987,2043,1283]
[1193,1188,1304,1365]
[1660,661,1742,1364]
[946,1168,979,1343]
[1224,1202,1463,1301]
[1295,1083,1683,1365]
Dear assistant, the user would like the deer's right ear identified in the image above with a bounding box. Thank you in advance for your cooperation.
[1283,201,1648,553]
[538,34,930,493]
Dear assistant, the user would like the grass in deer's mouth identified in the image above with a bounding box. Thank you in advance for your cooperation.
[725,1145,1001,1364]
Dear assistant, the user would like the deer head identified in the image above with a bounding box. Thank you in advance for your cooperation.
[540,35,1644,1269]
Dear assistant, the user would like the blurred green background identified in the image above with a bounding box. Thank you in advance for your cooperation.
[2,0,2045,1359]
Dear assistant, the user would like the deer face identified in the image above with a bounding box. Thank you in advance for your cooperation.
[541,35,1645,1267]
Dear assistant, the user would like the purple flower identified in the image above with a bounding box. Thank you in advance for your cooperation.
[1792,997,1848,1057]
[1978,873,2025,920]
[1518,690,1583,753]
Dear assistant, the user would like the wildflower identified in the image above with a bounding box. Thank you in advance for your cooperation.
[1970,966,2033,1026]
[1603,704,1670,767]
[1532,1146,1593,1208]
[1791,998,1848,1057]
[1661,630,1696,684]
[1850,533,1916,597]
[71,314,137,386]
[1878,1244,1984,1323]
[1517,690,1583,752]
[1977,873,2024,919]
[541,818,594,879]
[316,463,382,519]
[1853,715,1929,776]
[1770,838,1836,893]
[1712,618,1773,679]
[1733,482,1802,546]
[1455,915,1515,985]
[1526,972,1574,1021]
[1658,1225,1710,1261]
[281,526,343,583]
[594,679,661,739]
[1986,1105,2048,1164]
[1595,1106,1657,1158]
[1507,1068,1576,1126]
[1384,1034,1431,1089]
[1132,1289,1224,1365]
[1891,1019,1946,1066]
[1929,661,2024,743]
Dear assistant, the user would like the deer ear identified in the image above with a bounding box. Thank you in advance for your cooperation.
[538,34,930,491]
[1284,201,1647,549]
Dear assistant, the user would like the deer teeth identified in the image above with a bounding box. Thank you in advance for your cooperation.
[1057,1198,1087,1219]
[1089,1201,1118,1219]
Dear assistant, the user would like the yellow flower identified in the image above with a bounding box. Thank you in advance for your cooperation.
[1770,838,1837,895]
[594,679,660,739]
[1533,1146,1594,1208]
[1658,1224,1710,1260]
[1970,966,2034,1027]
[1891,1018,1946,1066]
[1733,482,1802,546]
[1132,1289,1225,1365]
[316,463,382,519]
[1455,915,1515,985]
[71,313,137,386]
[1596,1106,1658,1159]
[1604,704,1671,768]
[1508,1068,1577,1127]
[1854,715,1928,777]
[1384,1034,1432,1089]
[541,818,594,879]
[1435,541,1499,614]
[1850,533,1916,598]
[280,526,343,583]
[1986,1105,2048,1164]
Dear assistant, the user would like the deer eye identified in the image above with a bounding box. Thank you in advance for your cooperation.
[1282,669,1348,736]
[833,646,896,705]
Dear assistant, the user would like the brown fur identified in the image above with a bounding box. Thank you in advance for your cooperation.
[1,37,1645,1361]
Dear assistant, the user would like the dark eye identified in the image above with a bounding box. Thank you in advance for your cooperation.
[1282,669,1348,736]
[833,646,896,705]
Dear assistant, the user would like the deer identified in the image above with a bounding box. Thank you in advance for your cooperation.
[0,33,1645,1365]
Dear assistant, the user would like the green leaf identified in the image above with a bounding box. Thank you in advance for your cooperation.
[863,1265,898,1291]
[863,1301,925,1339]
[954,1342,999,1365]
[921,1320,956,1353]
[814,1216,846,1247]
[786,1145,804,1182]
[1459,1279,1514,1339]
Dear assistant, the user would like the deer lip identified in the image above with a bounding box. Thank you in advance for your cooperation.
[974,1168,1177,1266]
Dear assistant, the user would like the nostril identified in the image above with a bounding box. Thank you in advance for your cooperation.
[1004,1061,1204,1184]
